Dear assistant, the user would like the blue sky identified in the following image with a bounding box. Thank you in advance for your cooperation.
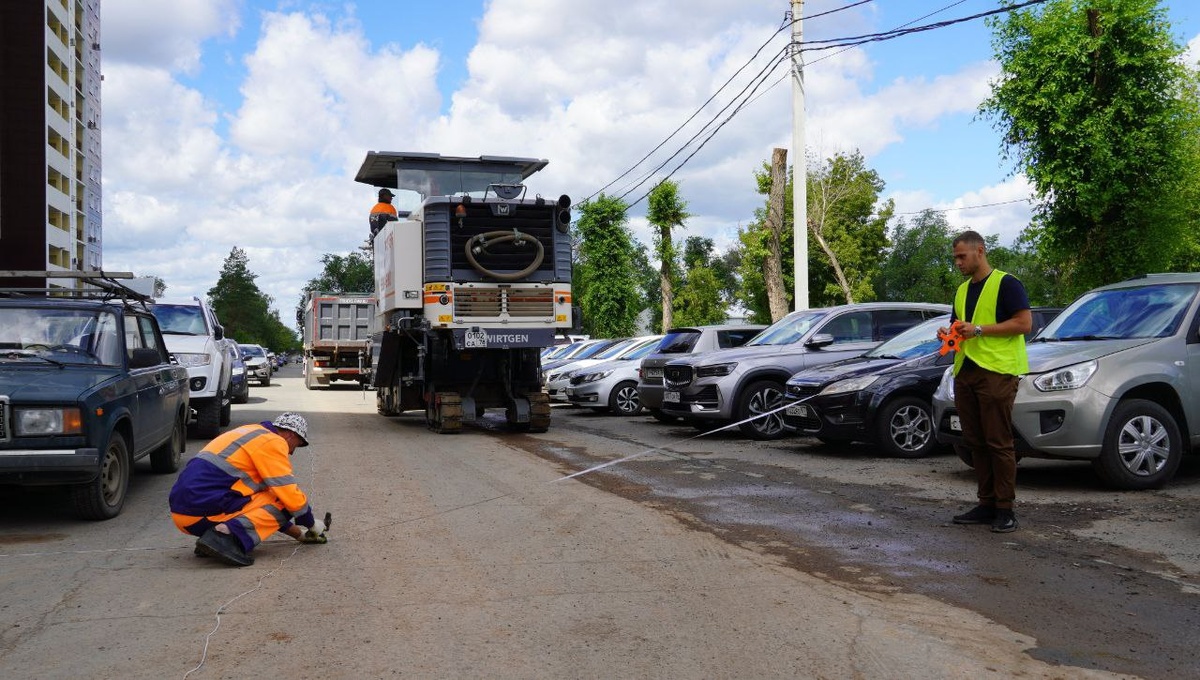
[98,0,1200,322]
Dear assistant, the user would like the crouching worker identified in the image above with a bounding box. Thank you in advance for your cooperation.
[169,412,327,567]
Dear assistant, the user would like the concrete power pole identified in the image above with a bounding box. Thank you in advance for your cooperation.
[791,0,809,310]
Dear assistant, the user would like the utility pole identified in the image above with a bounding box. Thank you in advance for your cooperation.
[791,0,809,310]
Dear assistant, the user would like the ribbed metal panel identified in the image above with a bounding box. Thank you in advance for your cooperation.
[424,208,452,281]
[454,286,554,319]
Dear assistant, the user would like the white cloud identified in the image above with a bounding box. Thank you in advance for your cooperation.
[101,0,240,73]
[888,175,1035,246]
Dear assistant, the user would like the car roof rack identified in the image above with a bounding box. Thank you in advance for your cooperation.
[0,270,153,305]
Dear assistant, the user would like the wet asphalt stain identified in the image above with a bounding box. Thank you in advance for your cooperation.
[509,428,1200,679]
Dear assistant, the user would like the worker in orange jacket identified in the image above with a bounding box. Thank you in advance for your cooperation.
[369,187,399,237]
[169,412,326,567]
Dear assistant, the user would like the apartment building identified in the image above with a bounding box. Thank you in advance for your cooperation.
[0,0,102,290]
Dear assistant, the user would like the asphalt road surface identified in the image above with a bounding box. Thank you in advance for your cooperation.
[1,367,1196,679]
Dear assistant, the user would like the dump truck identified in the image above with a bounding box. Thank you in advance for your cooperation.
[301,291,376,389]
[356,152,573,432]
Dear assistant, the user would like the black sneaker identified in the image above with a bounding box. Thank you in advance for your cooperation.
[991,510,1018,533]
[195,528,255,567]
[952,504,996,524]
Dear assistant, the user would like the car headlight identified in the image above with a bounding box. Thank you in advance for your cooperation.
[15,407,83,436]
[582,370,612,383]
[1033,360,1098,392]
[933,366,955,402]
[820,374,879,396]
[174,353,211,367]
[696,362,737,377]
[232,366,246,375]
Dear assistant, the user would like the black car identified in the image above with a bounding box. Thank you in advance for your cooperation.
[0,278,190,519]
[783,308,1062,458]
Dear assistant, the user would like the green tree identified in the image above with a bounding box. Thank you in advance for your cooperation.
[573,195,642,337]
[646,180,690,331]
[981,0,1200,296]
[207,247,274,344]
[876,210,958,304]
[632,243,664,332]
[734,150,891,319]
[671,236,734,326]
[806,150,891,304]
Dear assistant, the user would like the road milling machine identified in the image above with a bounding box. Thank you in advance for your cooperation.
[357,152,574,433]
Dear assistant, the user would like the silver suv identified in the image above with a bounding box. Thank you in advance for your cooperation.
[638,324,766,421]
[661,303,949,439]
[933,273,1200,489]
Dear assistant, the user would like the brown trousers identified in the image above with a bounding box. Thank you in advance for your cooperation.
[954,362,1020,509]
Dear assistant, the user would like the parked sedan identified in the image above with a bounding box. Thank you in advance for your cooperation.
[782,316,951,457]
[545,337,641,403]
[565,336,664,414]
[226,341,250,404]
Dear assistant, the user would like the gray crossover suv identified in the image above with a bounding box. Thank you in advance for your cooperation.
[933,273,1200,489]
[660,303,949,439]
[638,324,766,421]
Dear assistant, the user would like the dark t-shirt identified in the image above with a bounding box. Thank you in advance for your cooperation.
[951,271,1030,324]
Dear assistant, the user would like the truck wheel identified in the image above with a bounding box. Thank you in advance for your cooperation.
[150,412,186,473]
[377,388,400,416]
[528,392,551,432]
[189,397,221,439]
[876,396,936,458]
[71,432,130,520]
[426,392,462,434]
[1092,399,1182,490]
[608,381,642,416]
[737,380,788,440]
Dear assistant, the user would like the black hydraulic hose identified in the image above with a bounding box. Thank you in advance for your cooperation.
[464,230,545,281]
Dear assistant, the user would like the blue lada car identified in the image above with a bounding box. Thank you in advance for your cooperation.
[0,294,190,519]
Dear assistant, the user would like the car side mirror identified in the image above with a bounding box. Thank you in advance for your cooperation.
[130,347,163,369]
[806,333,835,348]
[213,324,225,340]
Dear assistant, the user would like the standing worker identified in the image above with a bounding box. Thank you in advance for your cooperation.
[369,187,399,237]
[169,412,328,566]
[945,231,1031,533]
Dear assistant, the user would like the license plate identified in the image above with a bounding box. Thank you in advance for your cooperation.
[949,415,961,432]
[786,404,809,417]
[646,368,663,378]
[464,330,487,348]
[664,391,680,403]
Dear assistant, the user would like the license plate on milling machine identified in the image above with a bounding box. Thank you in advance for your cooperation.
[465,331,487,348]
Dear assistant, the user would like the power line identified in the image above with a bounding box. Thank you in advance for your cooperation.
[578,0,875,207]
[892,197,1032,217]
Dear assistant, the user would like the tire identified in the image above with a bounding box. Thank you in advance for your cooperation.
[189,397,221,439]
[1092,399,1183,490]
[608,381,642,416]
[150,412,186,473]
[737,380,788,440]
[649,408,679,423]
[232,386,248,404]
[876,396,936,458]
[71,432,130,520]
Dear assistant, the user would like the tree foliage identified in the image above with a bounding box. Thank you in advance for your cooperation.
[647,180,690,330]
[672,236,733,326]
[981,0,1200,296]
[876,210,959,304]
[573,195,643,337]
[207,247,299,351]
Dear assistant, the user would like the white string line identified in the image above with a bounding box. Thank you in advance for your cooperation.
[182,436,321,679]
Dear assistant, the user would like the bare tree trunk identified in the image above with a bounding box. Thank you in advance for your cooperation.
[809,160,855,304]
[660,224,674,331]
[764,147,790,322]
[810,228,854,304]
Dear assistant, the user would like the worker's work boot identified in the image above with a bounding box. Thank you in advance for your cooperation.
[195,528,255,567]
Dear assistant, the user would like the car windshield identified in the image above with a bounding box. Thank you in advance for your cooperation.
[1038,283,1198,341]
[658,330,701,353]
[242,345,267,358]
[746,311,827,346]
[594,339,636,360]
[573,341,617,360]
[151,304,207,335]
[0,307,123,366]
[866,316,948,359]
[621,337,663,360]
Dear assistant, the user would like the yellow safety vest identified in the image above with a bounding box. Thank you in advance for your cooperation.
[953,270,1029,376]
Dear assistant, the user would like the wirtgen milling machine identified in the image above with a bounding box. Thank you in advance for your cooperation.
[356,152,573,433]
